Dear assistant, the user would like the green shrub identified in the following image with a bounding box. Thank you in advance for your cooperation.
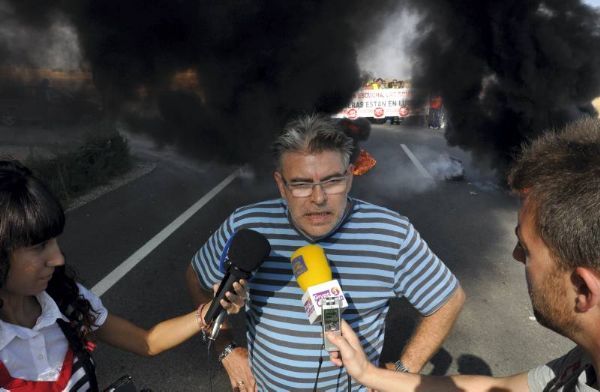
[27,132,132,206]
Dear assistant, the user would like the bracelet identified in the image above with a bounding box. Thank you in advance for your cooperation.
[394,360,410,373]
[196,302,209,329]
[218,342,238,362]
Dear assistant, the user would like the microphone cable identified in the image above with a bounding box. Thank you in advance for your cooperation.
[312,348,352,392]
[207,339,216,392]
[312,354,324,392]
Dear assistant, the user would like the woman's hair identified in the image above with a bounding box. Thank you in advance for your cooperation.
[0,160,97,340]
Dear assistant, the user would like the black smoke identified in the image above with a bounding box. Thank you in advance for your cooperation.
[2,0,392,163]
[407,0,600,176]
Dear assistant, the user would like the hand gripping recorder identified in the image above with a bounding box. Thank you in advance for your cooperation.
[290,244,348,324]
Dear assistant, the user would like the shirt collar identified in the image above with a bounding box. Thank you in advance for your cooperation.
[283,197,355,243]
[0,291,68,350]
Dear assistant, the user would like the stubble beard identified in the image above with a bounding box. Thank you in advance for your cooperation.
[529,267,580,338]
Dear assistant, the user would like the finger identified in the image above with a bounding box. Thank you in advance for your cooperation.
[234,280,248,295]
[220,297,233,310]
[330,356,343,367]
[329,351,343,367]
[231,282,247,303]
[340,320,361,347]
[326,331,354,356]
[225,290,243,305]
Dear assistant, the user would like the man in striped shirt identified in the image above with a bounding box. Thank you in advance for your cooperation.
[186,114,465,391]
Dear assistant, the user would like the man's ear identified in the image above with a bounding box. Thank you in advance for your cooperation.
[573,267,600,313]
[273,171,287,200]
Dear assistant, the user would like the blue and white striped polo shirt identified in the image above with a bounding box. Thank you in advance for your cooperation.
[192,198,459,391]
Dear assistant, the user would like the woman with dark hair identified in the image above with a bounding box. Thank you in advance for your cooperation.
[0,160,246,391]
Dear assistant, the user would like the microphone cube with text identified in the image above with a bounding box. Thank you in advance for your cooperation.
[290,244,348,324]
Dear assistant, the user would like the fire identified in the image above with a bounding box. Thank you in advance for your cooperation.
[352,149,377,176]
[169,68,205,102]
[0,66,92,87]
[170,69,199,90]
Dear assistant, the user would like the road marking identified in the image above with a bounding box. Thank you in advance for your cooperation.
[400,144,434,180]
[92,168,241,297]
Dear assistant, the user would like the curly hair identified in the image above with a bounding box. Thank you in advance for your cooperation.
[0,159,98,342]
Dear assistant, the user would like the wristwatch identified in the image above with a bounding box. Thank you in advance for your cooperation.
[218,342,238,362]
[394,360,410,373]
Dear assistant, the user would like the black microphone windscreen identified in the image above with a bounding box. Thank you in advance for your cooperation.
[228,229,271,272]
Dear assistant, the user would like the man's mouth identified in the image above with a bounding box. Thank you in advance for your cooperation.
[304,211,332,223]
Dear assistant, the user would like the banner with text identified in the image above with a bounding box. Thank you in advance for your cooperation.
[333,88,413,119]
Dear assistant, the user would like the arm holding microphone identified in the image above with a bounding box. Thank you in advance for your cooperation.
[187,228,271,392]
[327,320,528,392]
[186,267,255,389]
[93,281,246,357]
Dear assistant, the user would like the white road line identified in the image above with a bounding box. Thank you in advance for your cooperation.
[92,168,241,297]
[400,144,434,180]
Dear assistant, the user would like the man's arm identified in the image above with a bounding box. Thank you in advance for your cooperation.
[328,320,528,392]
[185,264,256,391]
[390,285,465,373]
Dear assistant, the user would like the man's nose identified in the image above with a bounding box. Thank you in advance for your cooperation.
[512,243,526,264]
[311,184,327,205]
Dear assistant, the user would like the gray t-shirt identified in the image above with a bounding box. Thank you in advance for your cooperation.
[528,346,597,391]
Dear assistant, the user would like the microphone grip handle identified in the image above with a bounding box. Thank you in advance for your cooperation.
[204,273,239,324]
[208,310,226,341]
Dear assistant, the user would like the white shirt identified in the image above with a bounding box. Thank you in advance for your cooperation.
[0,283,107,382]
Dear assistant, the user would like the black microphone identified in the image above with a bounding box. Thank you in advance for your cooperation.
[204,228,271,339]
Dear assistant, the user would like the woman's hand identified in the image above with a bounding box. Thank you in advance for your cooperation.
[326,320,374,383]
[214,279,248,315]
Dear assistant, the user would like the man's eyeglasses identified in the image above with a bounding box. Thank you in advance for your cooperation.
[282,173,350,198]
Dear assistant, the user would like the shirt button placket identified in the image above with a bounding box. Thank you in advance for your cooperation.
[31,333,50,373]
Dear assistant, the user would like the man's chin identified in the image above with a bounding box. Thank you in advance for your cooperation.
[532,308,573,337]
[301,223,335,238]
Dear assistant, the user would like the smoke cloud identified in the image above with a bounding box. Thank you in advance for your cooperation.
[1,0,392,163]
[3,0,599,173]
[357,7,418,81]
[406,0,600,176]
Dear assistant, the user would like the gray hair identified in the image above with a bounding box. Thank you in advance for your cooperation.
[272,113,354,169]
[508,117,600,271]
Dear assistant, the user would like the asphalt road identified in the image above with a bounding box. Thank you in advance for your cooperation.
[58,124,574,391]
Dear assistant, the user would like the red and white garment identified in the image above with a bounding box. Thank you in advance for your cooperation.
[0,285,107,391]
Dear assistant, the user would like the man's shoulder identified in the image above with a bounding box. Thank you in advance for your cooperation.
[230,199,288,227]
[528,345,591,391]
[233,198,285,216]
[351,198,410,225]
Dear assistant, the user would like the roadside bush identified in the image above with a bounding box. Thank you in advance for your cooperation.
[27,132,132,206]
